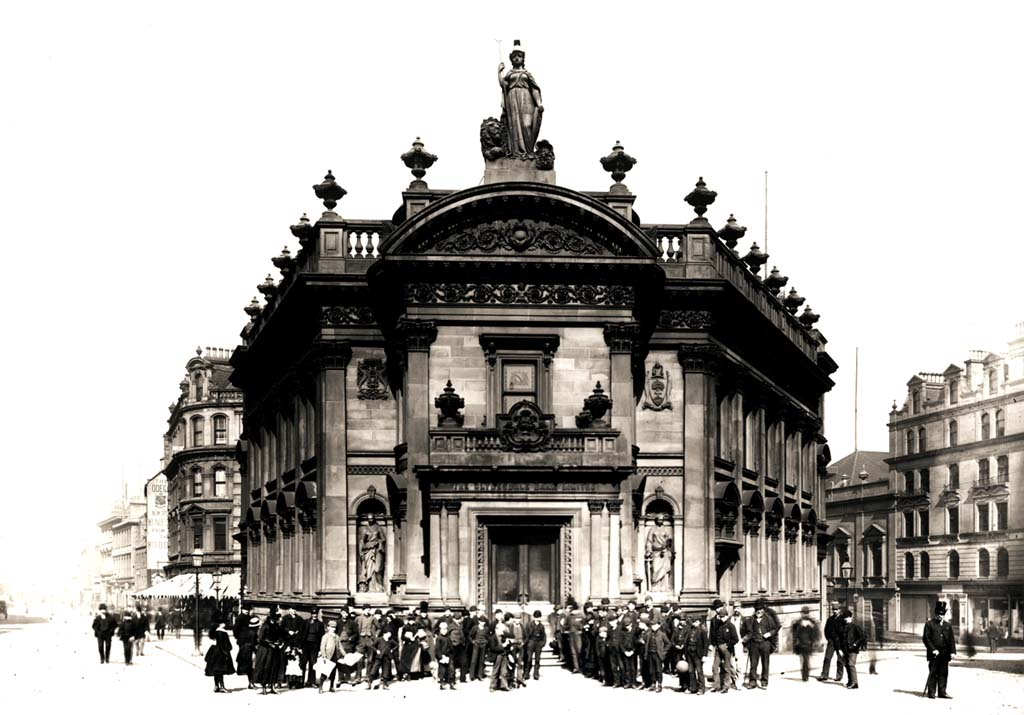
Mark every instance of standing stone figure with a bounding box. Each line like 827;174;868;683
498;40;543;159
358;514;386;592
644;514;674;592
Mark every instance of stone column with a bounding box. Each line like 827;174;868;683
397;319;437;599
604;324;639;595
445;501;462;605
589;500;605;599
607;499;622;599
314;341;352;596
678;345;719;597
394;496;407;582
428;499;445;605
673;516;684;595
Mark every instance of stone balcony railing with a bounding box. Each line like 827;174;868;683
426;427;630;472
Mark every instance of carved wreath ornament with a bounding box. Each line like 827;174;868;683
406;283;634;307
430;220;619;256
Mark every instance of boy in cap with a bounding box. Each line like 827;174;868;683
524;609;546;680
709;606;738;693
644;620;671;692
684;612;708;694
838;608;866;689
791;606;820;681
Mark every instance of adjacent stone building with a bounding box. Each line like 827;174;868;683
230;51;838;635
823;450;895;639
887;324;1024;641
163;348;243;580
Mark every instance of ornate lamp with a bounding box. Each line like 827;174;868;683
191;548;203;656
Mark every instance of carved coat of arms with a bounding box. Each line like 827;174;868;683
642;362;673;411
499;400;553;451
357;358;389;400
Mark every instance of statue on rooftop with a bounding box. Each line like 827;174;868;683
498;40;543;159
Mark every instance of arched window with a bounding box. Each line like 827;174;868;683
979;549;990;578
906;430;915;455
191;416;204;447
981;413;991;440
948;463;959;490
949;420;958;447
921;552;930;578
997;548;1009;577
194;373;204;402
995;409;1005;438
918;427;927;453
213;414;228;445
949;550;960;579
905;552;915;579
192;468;203;497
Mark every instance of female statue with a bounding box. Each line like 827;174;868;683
358;514;386;592
498;40;543;159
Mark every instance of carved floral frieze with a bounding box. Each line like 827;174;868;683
405;283;634;307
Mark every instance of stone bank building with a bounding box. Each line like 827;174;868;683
230;55;838;630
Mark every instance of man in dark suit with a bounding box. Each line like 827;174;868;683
923;601;956;699
92;604;117;663
709;606;739;693
741;602;777;689
155;607;166;640
791;606;821;681
524;609;546;680
838;608;866;689
300;608;327;687
117;609;136;664
818;601;845;682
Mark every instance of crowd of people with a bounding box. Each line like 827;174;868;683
89;595;964;698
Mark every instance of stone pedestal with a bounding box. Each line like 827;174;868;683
482;158;556;185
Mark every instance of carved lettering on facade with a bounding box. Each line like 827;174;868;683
432;482;606;493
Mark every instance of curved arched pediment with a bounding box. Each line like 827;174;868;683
742;489;765;512
713;481;741;507
276;490;296;518
379;183;660;260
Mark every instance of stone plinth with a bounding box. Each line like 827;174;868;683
482;158;556;185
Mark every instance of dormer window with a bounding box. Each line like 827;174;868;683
948;379;958;405
194;373;204;401
981;413;991;440
912;390;921;414
989;369;998;395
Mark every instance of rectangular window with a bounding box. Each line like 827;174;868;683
904;472;914;492
949;380;958;405
919;510;929;538
193;420;204;447
979;459;990;484
920;469;930;493
996;502;1008;531
192;471;203;497
948;464;959;490
192;518;203;550
213;517;227;551
870;542;883;577
977;503;990;533
948;507;959;535
214;416;228;445
214;468;227;497
997;456;1008;482
912;391;921;414
501;361;537;412
903;511;915;538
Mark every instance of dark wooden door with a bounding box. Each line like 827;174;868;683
490;526;558;604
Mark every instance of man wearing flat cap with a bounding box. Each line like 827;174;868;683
923;600;956;699
818;601;845;682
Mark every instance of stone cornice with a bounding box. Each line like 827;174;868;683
889;390;1023;428
886;432;1023;468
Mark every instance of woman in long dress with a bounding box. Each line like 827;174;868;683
497;43;543;159
235;615;259;689
204;621;235;693
252;611;285;694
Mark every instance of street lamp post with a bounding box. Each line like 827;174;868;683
840;562;853;609
212;570;222;622
192;548;203;656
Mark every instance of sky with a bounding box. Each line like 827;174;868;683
1;1;1021;597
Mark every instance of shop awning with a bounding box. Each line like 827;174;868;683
132;572;240;599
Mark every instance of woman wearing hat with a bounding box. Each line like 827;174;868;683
253;610;286;694
235;615;260;689
205;620;235;692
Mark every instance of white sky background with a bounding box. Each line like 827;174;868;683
1;1;1021;598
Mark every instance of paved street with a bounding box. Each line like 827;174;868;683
5;617;1022;715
